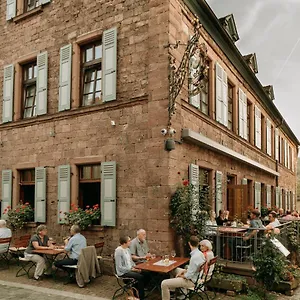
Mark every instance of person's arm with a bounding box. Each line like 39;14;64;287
129;241;146;261
64;237;73;252
32;240;53;250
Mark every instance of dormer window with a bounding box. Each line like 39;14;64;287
219;14;239;43
263;85;275;101
243;53;258;74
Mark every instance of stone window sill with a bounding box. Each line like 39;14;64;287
13;6;42;23
24;222;37;228
82;225;104;232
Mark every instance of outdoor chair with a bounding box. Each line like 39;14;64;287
16;257;36;278
112;257;137;300
9;234;31;261
0;237;12;269
94;241;104;276
179;256;218;300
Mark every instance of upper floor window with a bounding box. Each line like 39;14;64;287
247;101;251;142
227;83;233;131
81;42;102;107
254;105;262;149
23;62;37;118
238;88;247;140
25;0;39;12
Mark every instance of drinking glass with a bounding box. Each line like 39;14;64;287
170;250;176;258
151;254;156;260
164;255;170;265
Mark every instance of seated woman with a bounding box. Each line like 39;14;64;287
114;235;145;300
24;225;54;280
199;240;214;278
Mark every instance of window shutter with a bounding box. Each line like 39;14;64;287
275;129;279;160
57;165;70;224
102;27;117;102
1;170;12;220
275;187;280;208
254;182;261;211
35;167;46;223
2;64;14;123
255;106;261;149
287;144;290;169
279;189;282;209
242;95;247;139
292;192;295;210
266;185;271;208
266;119;272;156
189;56;200;109
215;62;223;123
101;161;117;226
189;164;199;220
59;44;72;111
285;190;288;212
291;147;294;172
41;0;51;4
238;88;245;138
215;171;223;213
36;52;48;115
284;140;288;167
241;178;247;185
6;0;16;20
222;70;228;127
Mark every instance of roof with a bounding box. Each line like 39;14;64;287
184;0;300;145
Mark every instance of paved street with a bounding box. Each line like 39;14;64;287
0;280;109;300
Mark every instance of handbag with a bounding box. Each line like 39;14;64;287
126;287;140;300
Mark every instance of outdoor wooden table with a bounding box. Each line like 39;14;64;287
217;227;248;259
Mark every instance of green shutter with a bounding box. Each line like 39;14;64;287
1;170;12;220
189;164;199;220
254;182;261;211
275;187;280;208
2;64;14;123
6;0;16;20
266;185;271;208
57;165;70;224
215;171;223;213
59;44;72;111
101;161;116;226
241;178;247;185
36;52;48;115
35;167;46;223
215;62;223;123
102;27;117;102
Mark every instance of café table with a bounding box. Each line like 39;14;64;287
135;257;190;295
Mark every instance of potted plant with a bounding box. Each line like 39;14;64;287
63;203;101;230
4;202;34;230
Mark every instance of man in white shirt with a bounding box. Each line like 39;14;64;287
267;211;281;229
0;220;12;254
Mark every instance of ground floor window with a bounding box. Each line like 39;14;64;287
199;167;211;204
19;169;35;221
78;164;101;224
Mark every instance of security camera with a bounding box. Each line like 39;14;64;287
169;128;176;135
161;128;167;135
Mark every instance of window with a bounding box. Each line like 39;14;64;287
24;0;39;12
19;169;35;221
238;88;247;139
23;62;37;118
78;164;101;224
81;42;102;106
227;83;233;131
199;167;210;203
247;101;251;142
255;105;261;149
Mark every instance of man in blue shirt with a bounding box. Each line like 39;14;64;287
55;225;87;271
161;236;205;300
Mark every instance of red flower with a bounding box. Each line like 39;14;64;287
183;180;189;186
7;206;11;209
71;203;75;207
75;208;78;211
86;205;90;209
25;202;29;205
69;210;72;213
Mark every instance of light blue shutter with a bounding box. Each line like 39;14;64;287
222;70;228;127
189;164;199;220
255;106;261;149
36;52;48;115
35;167;46;222
285;190;288;211
266;185;271;208
266;119;272;156
275;187;279;208
215;62;223;123
59;44;72;111
254;182;261;211
57;165;70;224
101;161;116;226
241;178;247;185
279;188;282;209
1;170;12;220
102;27;117;102
6;0;16;20
3;65;14;123
275;129;279;161
41;0;51;4
215;171;223;213
238;88;245;138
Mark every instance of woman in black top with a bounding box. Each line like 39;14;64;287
24;225;54;280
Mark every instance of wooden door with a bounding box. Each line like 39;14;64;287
227;184;248;222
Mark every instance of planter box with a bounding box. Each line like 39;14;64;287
208;277;244;292
272;278;300;296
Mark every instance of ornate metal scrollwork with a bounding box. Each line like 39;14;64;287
168;20;210;125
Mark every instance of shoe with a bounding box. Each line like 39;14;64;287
43;273;52;278
33;276;41;281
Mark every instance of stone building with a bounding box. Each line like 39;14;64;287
0;0;298;253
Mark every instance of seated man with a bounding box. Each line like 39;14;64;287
129;229;151;263
115;235;145;300
267;211;280;229
161;236;205;300
54;225;86;272
0;220;12;254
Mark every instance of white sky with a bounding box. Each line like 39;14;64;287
206;0;300;140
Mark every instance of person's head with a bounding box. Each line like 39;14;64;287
199;239;213;252
119;235;131;248
188;235;200;249
250;209;260;220
279;208;284;216
209;211;216;221
70;225;81;236
0;220;7;228
36;225;47;236
218;209;224;217
268;211;277;222
286;210;292;216
137;229;146;242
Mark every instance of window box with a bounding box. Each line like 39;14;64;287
24;221;37;228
